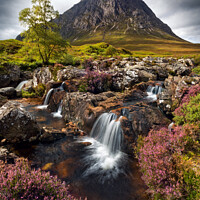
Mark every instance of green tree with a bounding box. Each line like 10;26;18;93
19;0;69;65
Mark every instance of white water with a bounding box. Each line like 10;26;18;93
52;101;63;118
15;80;28;91
80;113;126;183
146;85;162;101
37;88;54;109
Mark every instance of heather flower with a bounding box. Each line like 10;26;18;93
138;125;199;199
0;158;80;200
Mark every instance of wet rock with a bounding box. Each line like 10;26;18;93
39;127;66;143
113;103;170;138
62;91;123;132
0;87;16;98
0;101;40;144
48;90;66;112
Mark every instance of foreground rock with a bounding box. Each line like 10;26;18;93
0;101;41;144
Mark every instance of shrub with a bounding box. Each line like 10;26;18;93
0;158;77;200
105;45;117;56
174;85;200;126
35;83;46;97
192;65;200;75
59;54;81;66
138;125;200;200
22;89;37;98
85;68;112;94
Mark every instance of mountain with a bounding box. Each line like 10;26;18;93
54;0;181;47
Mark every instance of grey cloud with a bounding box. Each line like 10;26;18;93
144;0;200;43
0;0;199;43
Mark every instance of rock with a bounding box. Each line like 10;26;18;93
57;66;86;81
0;94;8;107
48;90;66;112
62;91;123;132
113;103;170;137
0;101;41;144
39;127;66;143
33;67;53;87
0;146;18;163
0;64;21;88
0;87;16;98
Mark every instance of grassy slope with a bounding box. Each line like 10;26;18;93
71;31;200;57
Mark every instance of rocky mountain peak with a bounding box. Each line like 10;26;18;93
54;0;179;44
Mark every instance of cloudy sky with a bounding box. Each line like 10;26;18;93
0;0;199;43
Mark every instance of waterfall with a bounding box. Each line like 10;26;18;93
15;80;28;91
37;88;54;109
146;85;163;101
90;113;123;154
43;88;54;105
81;113;126;182
60;82;66;91
52;100;63;118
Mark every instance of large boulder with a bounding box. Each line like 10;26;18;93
62;91;123;132
0;87;16;98
0;101;41;144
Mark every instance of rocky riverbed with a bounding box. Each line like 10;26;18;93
0;56;199;200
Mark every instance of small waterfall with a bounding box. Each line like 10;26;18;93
90;113;123;154
37;88;54;109
146;85;163;101
52;101;63;118
44;88;54;105
15;80;28;91
60;82;66;91
81;113;126;182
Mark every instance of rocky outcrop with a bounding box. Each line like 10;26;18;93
57;66;86;81
157;76;200;115
62;91;123;132
33;67;53;87
0;101;40;144
0;87;16;98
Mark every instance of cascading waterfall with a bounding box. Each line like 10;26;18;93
52;100;63;118
37;88;54;109
81;113;126;182
15;80;28;91
146;85;163;101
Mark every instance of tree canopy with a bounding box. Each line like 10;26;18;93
19;0;69;65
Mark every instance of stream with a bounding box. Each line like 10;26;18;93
11;85;162;200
